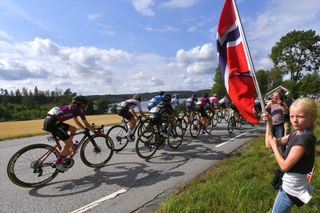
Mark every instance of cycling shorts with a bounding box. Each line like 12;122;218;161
43;115;70;141
197;106;208;117
117;107;133;120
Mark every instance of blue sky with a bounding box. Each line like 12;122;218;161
0;0;319;95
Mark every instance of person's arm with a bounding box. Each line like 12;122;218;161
81;118;95;132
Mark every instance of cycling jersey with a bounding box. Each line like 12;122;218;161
171;97;180;108
209;96;219;104
44;104;85;141
149;101;174;124
147;95;163;110
118;99;142;111
47;104;86;122
196;97;210;107
186;97;197;109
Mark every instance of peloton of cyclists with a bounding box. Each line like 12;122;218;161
117;95;147;141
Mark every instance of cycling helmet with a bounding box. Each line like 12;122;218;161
133;94;142;102
163;94;172;102
159;91;165;96
72;95;89;105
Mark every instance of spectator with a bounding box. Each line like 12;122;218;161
263;97;317;212
265;91;288;153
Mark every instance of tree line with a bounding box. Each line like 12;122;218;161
0;86;210;121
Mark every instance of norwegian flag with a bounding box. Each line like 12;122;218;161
216;0;259;124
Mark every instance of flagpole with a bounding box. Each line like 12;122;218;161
232;0;271;147
232;0;266;115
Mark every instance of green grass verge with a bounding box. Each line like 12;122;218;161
160;102;320;213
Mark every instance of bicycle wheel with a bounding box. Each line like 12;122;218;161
205;118;214;134
168;124;184;148
7;143;59;188
135;129;158;159
227;117;236;134
179;114;189;132
137;119;151;137
224;110;230;121
80;135;114;168
217;111;223;123
106;125;128;152
189;117;200;138
212;113;218;127
236;118;243;130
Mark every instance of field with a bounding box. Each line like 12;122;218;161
0;114;121;141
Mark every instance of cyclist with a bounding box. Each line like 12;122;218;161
218;95;229;110
43;95;96;172
171;94;180;111
209;94;219;110
230;102;240;122
147;91;164;110
149;94;175;137
195;92;212;133
185;94;198;120
117;94;147;141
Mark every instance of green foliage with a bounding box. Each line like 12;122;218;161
211;66;227;97
299;73;320;96
255;69;270;96
270;29;320;82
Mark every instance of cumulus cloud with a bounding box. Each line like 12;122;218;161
132;0;155;16
0;36;215;95
160;0;200;8
169;43;216;75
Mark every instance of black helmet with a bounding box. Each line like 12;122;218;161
159;91;165;96
72;95;89;105
163;94;171;102
133;94;142;102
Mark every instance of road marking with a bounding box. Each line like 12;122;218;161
215;131;249;148
70;188;127;213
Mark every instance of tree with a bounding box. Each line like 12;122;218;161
255;69;269;96
270;30;320;97
211;66;227;98
299;73;320;96
268;67;283;90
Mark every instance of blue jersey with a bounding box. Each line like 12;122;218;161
147;95;163;110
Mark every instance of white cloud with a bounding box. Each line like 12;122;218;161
0;30;12;40
244;0;320;70
144;26;179;32
88;14;101;21
170;43;216;74
160;0;200;8
0;37;213;95
132;0;155;16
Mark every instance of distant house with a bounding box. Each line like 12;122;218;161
264;86;289;100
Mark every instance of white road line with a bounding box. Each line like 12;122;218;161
215;131;250;148
70;188;127;213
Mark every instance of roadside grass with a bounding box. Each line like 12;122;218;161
0;114;121;141
160;102;320;213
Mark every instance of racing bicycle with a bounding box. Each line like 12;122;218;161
106;117;150;152
7;125;114;188
135;121;184;159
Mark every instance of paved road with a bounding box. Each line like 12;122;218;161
0;122;264;213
